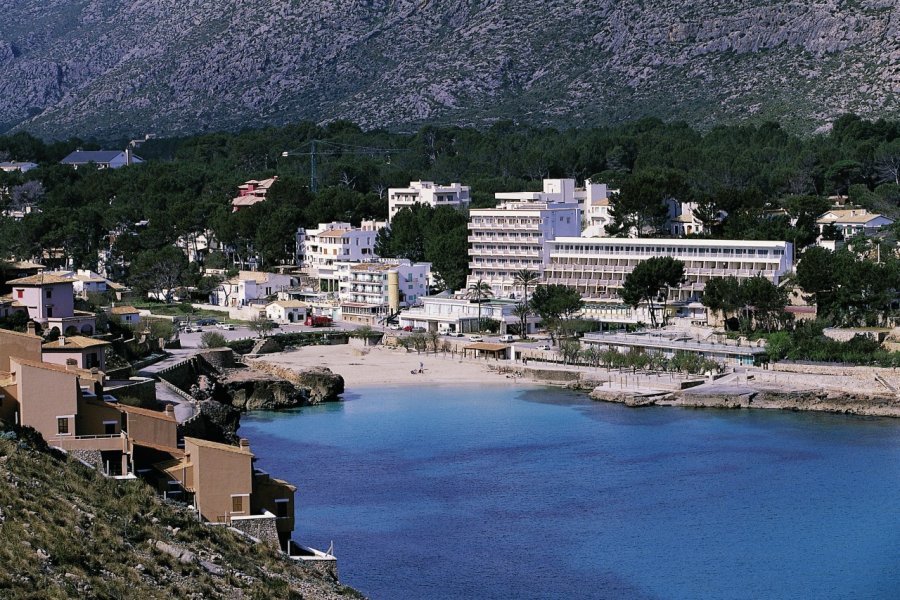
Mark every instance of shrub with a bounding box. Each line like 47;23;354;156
200;331;227;349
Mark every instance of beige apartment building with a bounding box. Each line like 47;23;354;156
159;437;297;549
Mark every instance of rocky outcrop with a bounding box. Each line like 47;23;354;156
245;361;344;405
590;386;900;417
179;399;242;444
216;369;308;411
3;1;900;137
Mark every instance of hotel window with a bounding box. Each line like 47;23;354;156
16;289;23;299
57;417;69;435
232;496;244;513
46;289;53;299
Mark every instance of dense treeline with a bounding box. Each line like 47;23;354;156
2;115;900;289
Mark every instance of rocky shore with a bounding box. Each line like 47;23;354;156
590;384;900;418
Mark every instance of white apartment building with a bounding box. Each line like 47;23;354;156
297;220;385;291
337;259;431;325
209;271;296;307
544;238;793;323
579;181;617;237
399;293;540;334
467;202;580;298
387;181;470;222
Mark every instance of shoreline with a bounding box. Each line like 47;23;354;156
250;344;900;419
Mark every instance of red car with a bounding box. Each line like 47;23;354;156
402;325;413;332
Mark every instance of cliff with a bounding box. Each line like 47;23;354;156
0;424;362;599
2;1;899;137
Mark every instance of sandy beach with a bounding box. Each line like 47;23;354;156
255;343;528;388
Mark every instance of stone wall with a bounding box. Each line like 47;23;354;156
198;348;236;370
68;449;102;470
107;377;158;404
229;515;280;548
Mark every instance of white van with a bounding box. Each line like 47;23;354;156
498;334;514;343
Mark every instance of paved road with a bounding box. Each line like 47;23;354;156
176;321;364;348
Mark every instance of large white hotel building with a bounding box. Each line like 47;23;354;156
544;238;793;322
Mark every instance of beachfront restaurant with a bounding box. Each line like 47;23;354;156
581;331;768;367
462;342;511;361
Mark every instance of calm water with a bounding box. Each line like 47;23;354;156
241;385;900;600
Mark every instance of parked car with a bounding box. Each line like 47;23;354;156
498;334;515;343
536;343;551;351
410;327;426;333
217;323;235;331
468;335;484;342
184;325;202;333
402;325;413;332
388;324;401;331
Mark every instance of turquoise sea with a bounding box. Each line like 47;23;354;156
240;385;900;600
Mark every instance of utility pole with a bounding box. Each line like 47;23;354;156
310;140;318;193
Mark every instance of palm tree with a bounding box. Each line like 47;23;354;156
466;278;494;332
513;269;539;338
512;303;530;339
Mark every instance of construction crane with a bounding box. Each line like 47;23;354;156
281;139;408;193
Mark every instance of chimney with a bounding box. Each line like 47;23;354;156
164;405;175;416
238;438;251;451
124;147;132;166
59;336;66;347
26;321;36;336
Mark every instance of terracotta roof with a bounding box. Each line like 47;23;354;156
135;441;183;454
110;306;140;315
9;357;90;377
464;342;510;352
184;436;253;456
42;336;111;350
269;300;307;308
0;328;41;341
238;270;275;284
231;196;265;207
350;263;395;272
315;229;350;239
817;209;892;224
117;403;176;421
6;274;73;286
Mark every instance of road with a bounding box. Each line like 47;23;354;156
175;321;365;348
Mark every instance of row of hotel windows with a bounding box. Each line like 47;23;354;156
552;245;783;256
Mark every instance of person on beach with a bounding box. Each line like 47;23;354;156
419;361;424;374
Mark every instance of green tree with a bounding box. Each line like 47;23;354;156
796;247;836;308
607;168;688;236
701;276;742;325
129;246;190;303
513;269;539;339
248;315;276;338
530;284;584;343
466;278;494;332
619;257;686;328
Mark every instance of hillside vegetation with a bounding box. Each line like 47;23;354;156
1;0;899;137
0;424;363;599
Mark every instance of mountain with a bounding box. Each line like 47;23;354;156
1;0;899;139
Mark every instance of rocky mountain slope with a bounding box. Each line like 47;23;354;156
1;0;899;138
